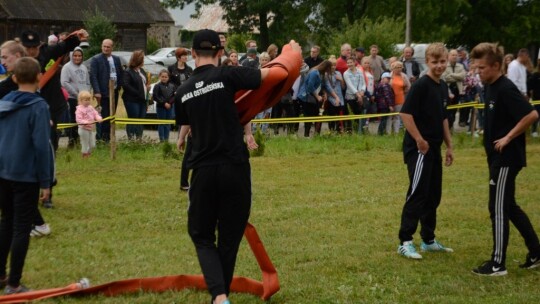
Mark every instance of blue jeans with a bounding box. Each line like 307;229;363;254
156;106;173;141
124;101;147;140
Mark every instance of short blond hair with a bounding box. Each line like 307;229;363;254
391;61;403;69
425;43;448;61
78;91;93;104
259;52;271;61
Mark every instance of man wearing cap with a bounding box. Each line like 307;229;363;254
239;39;258;65
20;29;87;151
304;45;323;69
175;29;300;304
241;47;259;69
90;39;124;142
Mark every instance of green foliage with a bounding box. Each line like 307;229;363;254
325;17;405;58
160;141;181;160
83;8;117;58
146;37;160;55
226;33;254;53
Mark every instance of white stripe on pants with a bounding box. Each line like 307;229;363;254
493;167;508;264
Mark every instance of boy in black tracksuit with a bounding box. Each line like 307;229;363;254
175;30;300;304
470;43;540;276
397;43;454;260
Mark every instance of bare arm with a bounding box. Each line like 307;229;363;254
400;112;429;154
442;119;454;166
494;110;539;152
177;125;191;151
243;123;258;150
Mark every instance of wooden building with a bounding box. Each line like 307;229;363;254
0;0;174;50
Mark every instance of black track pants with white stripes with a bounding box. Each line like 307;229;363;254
399;148;442;243
489;165;540;265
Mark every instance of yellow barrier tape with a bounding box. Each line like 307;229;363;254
55;100;540;129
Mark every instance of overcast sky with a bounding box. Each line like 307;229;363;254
166;3;196;27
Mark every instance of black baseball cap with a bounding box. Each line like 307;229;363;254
20;30;41;47
356;47;365;53
192;29;224;51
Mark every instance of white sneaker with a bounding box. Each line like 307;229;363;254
420;240;454;252
30;224;51;237
532;132;539;138
398;241;422;259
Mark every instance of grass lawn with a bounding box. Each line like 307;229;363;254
22;133;540;303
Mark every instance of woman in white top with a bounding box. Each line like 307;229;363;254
360;56;375;132
343;57;366;133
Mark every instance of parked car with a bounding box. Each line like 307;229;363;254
147;47;192;66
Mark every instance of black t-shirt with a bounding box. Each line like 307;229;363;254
401;75;449;158
484;76;533;167
175;64;261;169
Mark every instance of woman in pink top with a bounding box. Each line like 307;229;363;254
75;91;103;157
389;61;411;134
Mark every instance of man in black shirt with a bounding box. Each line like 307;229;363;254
175;29;300;304
397;43;454;260
304;45;323;69
470;43;540;276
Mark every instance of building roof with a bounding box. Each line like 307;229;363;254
0;0;174;24
183;4;229;33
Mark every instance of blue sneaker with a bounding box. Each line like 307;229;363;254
420;240;454;252
398;241;422;259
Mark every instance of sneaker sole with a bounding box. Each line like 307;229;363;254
471;270;508;276
421;248;454;253
522;261;540;270
398;251;422;259
30;230;51;237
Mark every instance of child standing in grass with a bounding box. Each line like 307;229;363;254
0;57;53;294
470;43;540;276
152;69;175;142
397;43;454;259
75;91;102;158
375;72;395;135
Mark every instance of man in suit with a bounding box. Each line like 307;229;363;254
90;39;123;142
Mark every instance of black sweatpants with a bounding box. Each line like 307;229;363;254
488;166;540;265
0;179;39;286
187;162;251;299
399;147;442;243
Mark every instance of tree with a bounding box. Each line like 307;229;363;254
452;0;540;55
83;8;117;58
162;0;307;50
324;17;405;58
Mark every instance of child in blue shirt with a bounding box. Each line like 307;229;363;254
0;57;53;294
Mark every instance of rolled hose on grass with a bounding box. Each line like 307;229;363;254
0;42;302;303
0;223;278;303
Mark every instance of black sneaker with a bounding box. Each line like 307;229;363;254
519;253;540;269
4;284;30;295
472;260;508;276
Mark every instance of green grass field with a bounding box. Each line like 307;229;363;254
21;134;540;303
